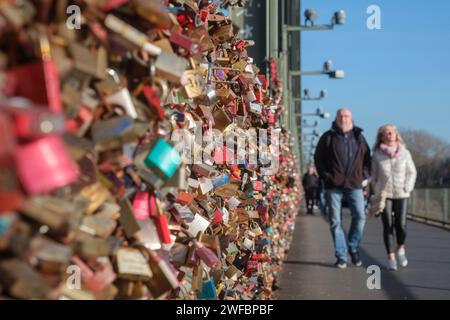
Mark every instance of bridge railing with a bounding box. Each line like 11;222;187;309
409;188;450;228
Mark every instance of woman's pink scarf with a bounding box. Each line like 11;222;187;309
380;143;401;158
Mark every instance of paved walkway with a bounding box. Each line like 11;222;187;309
274;210;450;300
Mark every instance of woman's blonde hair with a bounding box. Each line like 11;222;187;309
374;124;405;150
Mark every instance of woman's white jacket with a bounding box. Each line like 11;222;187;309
371;145;417;199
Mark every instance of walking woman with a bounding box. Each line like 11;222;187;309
371;125;417;271
302;165;320;215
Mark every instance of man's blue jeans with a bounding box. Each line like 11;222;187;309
326;188;367;262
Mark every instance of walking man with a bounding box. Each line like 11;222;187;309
314;108;372;268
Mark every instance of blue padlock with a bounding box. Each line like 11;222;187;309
212;175;229;189
0;217;12;235
198;278;217;300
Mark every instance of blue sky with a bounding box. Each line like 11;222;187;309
301;0;450;146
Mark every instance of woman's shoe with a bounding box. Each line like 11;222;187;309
397;248;408;267
388;259;398;271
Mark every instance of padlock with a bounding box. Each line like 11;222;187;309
132;190;150;221
246;260;259;273
249;102;262;114
250;221;263;237
193;240;221;270
212;106;233;132
181;69;204;99
69;43;107;79
104;14;162;57
28;235;73;273
0;1;36;30
191;164;220;179
247;210;260;220
118;198;141;239
133;0;172;28
0;214;17;249
190;265;203;293
0;112;24;213
177;192;195;206
115;247;153;281
153;210;172;245
76;236;114;260
170;32;203;57
8;105;66;140
170;243;190;268
142;85;166;120
198;274;217;300
0;258;52;299
193;105;215;126
146;248;179;298
81;257;117;295
21;195;84;235
155;51;189;84
79;182;112;215
6;34;62;113
15;135;79;195
80;208;118;238
94;68;139;120
135;219;162;251
211;23;234;44
212;175;230;189
198;177;214;195
144;139;181;179
187;214;210;238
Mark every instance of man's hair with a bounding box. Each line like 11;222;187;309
335;108;352;119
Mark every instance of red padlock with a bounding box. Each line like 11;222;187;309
0;112;23;213
169;32;203;56
153;213;172;244
99;0;128;12
150;196;172;244
142;86;165;120
211;209;223;224
7;36;62;113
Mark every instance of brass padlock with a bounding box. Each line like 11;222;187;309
115;247;153;281
181;69;204;99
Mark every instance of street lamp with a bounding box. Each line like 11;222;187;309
301;8;346;30
303;129;321;138
296;107;331;119
302;120;319;128
289;60;345;79
301;89;328;101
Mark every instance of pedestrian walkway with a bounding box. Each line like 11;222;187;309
274;210;450;300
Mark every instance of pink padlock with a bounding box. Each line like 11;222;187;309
132;190;150;221
253;180;264;191
15;135;79;194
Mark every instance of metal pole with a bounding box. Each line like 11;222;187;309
444;188;448;224
298;0;303;174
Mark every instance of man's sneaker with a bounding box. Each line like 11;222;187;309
388;259;398;271
335;260;347;269
397;248;408;267
350;251;363;267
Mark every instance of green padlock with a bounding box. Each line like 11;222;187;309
144;139;181;178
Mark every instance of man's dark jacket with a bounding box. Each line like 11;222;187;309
314;122;371;190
